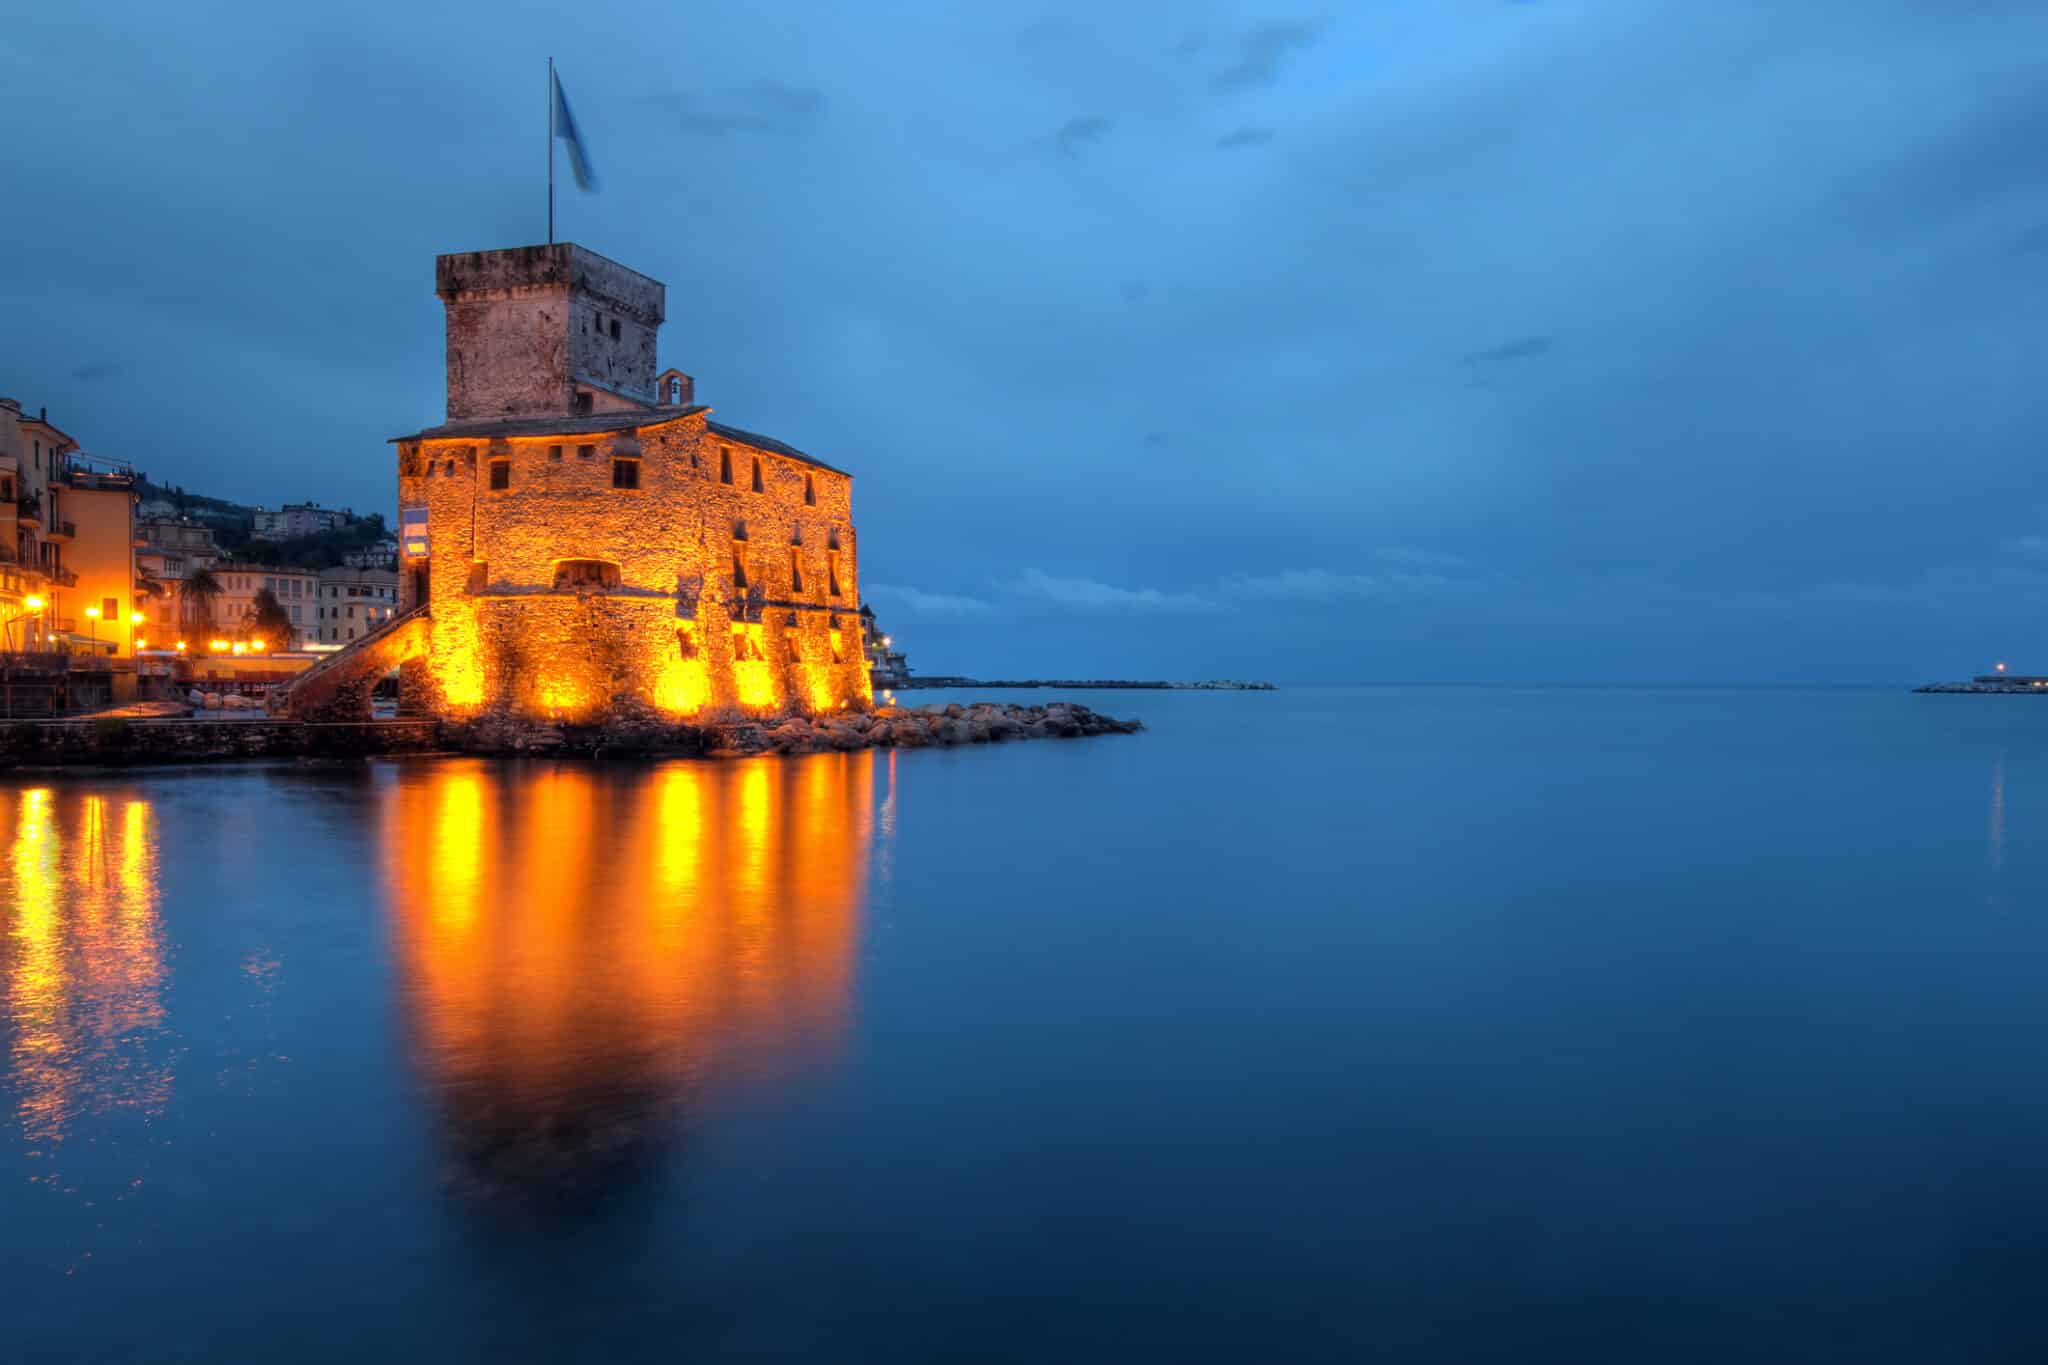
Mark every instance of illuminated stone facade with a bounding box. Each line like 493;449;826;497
393;243;869;724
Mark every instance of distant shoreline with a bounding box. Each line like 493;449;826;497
895;677;1276;692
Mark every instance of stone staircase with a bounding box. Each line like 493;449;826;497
279;606;432;721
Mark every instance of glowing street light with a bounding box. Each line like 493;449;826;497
24;595;43;611
1996;661;2008;673
85;604;100;649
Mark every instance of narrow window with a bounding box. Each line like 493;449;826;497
830;628;847;663
548;444;563;462
790;523;802;546
612;458;640;489
785;627;803;662
790;549;805;593
732;519;748;541
489;460;510;490
828;551;842;598
804;474;816;506
444;459;456;475
676;624;699;659
719;447;733;484
731;551;748;591
827;527;841;550
578;443;595;460
553;560;621;591
750;458;763;493
103;597;118;620
610;318;621;340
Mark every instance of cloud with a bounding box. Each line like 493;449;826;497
864;583;996;616
998;562;1479;613
1216;126;1276;150
2002;534;2048;558
69;361;120;381
1211;21;1318;91
646;83;825;138
1007;568;1210;611
1465;336;1553;366
1055;116;1112;158
1222;568;1469;601
1375;546;1468;567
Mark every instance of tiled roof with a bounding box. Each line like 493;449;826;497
388;407;706;444
704;420;848;477
389;407;849;477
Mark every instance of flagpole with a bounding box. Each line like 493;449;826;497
547;56;556;244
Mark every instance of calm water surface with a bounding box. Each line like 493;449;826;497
8;686;2048;1362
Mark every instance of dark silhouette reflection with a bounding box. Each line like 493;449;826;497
1;788;169;1150
379;755;874;1201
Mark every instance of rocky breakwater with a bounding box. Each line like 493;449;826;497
449;701;1142;758
727;701;1142;756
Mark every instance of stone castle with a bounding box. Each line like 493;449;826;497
294;243;872;725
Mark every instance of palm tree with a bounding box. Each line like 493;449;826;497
183;567;221;634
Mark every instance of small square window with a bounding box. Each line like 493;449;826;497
489;460;510;490
612;458;640;490
549;444;563;462
578;444;595;460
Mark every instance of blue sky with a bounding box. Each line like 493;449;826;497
5;0;2048;682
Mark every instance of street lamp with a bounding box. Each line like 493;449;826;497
85;604;99;649
130;610;144;658
23;595;45;650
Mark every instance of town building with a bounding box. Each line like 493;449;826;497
2;397;77;650
60;453;144;656
252;501;350;540
3;398;144;657
357;242;870;722
860;605;911;690
343;535;399;570
315;566;399;644
206;562;320;648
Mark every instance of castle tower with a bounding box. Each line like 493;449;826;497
434;244;666;421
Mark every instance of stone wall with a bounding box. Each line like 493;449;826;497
436;245;666;420
398;409;867;723
0;718;441;766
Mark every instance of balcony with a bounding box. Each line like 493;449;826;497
50;568;77;587
45;520;75;542
15;496;41;527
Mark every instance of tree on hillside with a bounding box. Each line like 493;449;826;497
249;589;293;648
183;568;221;633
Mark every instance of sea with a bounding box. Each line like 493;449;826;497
6;684;2048;1363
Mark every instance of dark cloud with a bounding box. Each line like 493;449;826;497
646;82;824;137
68;361;121;381
1055;115;1111;158
1120;280;1150;304
1465;336;1554;366
1211;20;1318;91
1216;126;1276;150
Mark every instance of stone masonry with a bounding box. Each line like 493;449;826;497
389;242;871;725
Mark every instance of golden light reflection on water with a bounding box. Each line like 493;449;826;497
1;788;170;1147
380;753;877;1192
